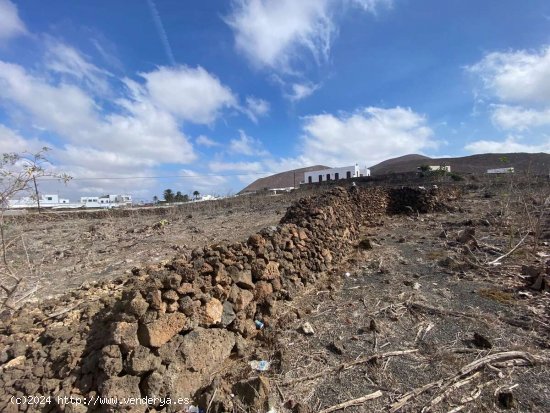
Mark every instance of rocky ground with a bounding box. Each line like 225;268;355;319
0;192;303;305
267;187;550;412
0;182;549;413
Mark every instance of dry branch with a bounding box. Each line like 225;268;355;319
318;390;383;413
390;350;550;412
281;349;418;386
487;232;529;266
407;301;478;319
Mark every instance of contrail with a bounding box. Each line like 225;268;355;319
146;0;176;66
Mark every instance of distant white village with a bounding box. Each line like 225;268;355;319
6;161;518;210
8;194;134;210
7;192;222;210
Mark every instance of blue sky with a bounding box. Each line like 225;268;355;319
0;0;549;200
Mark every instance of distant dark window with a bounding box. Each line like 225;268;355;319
308;176;312;183
47;197;52;201
326;174;330;180
346;171;351;179
335;173;339;180
318;174;323;182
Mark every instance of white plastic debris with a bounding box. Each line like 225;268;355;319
345;272;351;277
249;360;271;371
301;322;315;335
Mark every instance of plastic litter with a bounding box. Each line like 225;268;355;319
249;360;270;371
345;272;351;277
301;322;315;335
255;320;264;329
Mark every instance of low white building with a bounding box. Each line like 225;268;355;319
80;194;132;208
487;167;514;174
8;194;70;209
418;165;451;172
303;164;370;184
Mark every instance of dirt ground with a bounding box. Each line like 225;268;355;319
1;181;549;412
250;185;550;412
0;193;299;304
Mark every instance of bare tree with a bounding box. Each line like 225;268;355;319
0;148;71;310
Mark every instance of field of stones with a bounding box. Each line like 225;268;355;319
1;179;549;413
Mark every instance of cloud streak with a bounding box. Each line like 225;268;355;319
146;0;176;66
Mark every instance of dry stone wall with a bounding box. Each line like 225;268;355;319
0;186;458;413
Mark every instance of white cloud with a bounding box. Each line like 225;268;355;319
177;169;230;195
244;96;270;122
226;0;334;70
287;81;320;102
226;0;391;71
0;60;197;169
44;39;112;94
229;130;269;156
465;136;550;153
0;61;99;134
468;45;550;135
297;106;438;167
350;0;393;12
0;0;26;42
196;135;220;147
468;46;550;104
140;65;237;124
208;161;263;173
491;105;550;131
0;124;45;153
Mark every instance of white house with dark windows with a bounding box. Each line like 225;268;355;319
487;167;514;174
303;164;371;184
8;194;70;209
8;193;132;210
80;194;132;208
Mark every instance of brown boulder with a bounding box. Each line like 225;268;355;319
201;298;223;326
147;290;162;310
112;322;139;353
179;327;235;373
162;289;179;302
138;313;187;348
126;345;161;375
254;281;273;302
99;345;123;377
261;261;280;280
127;293;149;317
230;286;254;311
99;375;145;412
233;376;271;411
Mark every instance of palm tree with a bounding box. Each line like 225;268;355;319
163;189;174;203
175;191;185;202
193;190;200;200
152;195;158;204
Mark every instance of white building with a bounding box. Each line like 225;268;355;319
303;164;371;184
8;194;70;209
487;167;514;174
418;165;451;172
80;194;132;208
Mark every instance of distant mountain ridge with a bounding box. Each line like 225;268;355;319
369;152;550;175
239;165;330;194
238;152;549;193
